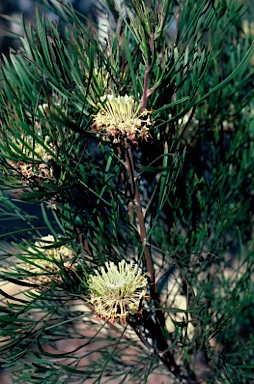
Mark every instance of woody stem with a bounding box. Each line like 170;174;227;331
124;139;180;376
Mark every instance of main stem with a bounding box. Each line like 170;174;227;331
124;139;180;376
124;139;154;285
141;67;150;112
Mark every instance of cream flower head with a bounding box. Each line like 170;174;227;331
12;135;53;163
88;260;148;323
92;94;153;143
8;135;54;183
25;235;74;285
38;102;62;118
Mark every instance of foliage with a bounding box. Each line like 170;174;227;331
0;0;254;382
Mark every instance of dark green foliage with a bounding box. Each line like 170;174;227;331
0;0;254;382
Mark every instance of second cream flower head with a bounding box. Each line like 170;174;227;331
25;235;74;285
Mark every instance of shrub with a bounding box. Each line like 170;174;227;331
0;0;254;382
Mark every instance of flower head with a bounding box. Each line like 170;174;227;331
92;94;153;143
88;260;148;323
8;135;54;183
25;235;74;285
38;102;62;118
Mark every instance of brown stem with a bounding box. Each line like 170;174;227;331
124;139;180;376
124;138;155;285
117;145;134;224
141;67;150;112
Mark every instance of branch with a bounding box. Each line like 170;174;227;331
124;139;154;285
123;139;180;376
141;67;150;112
